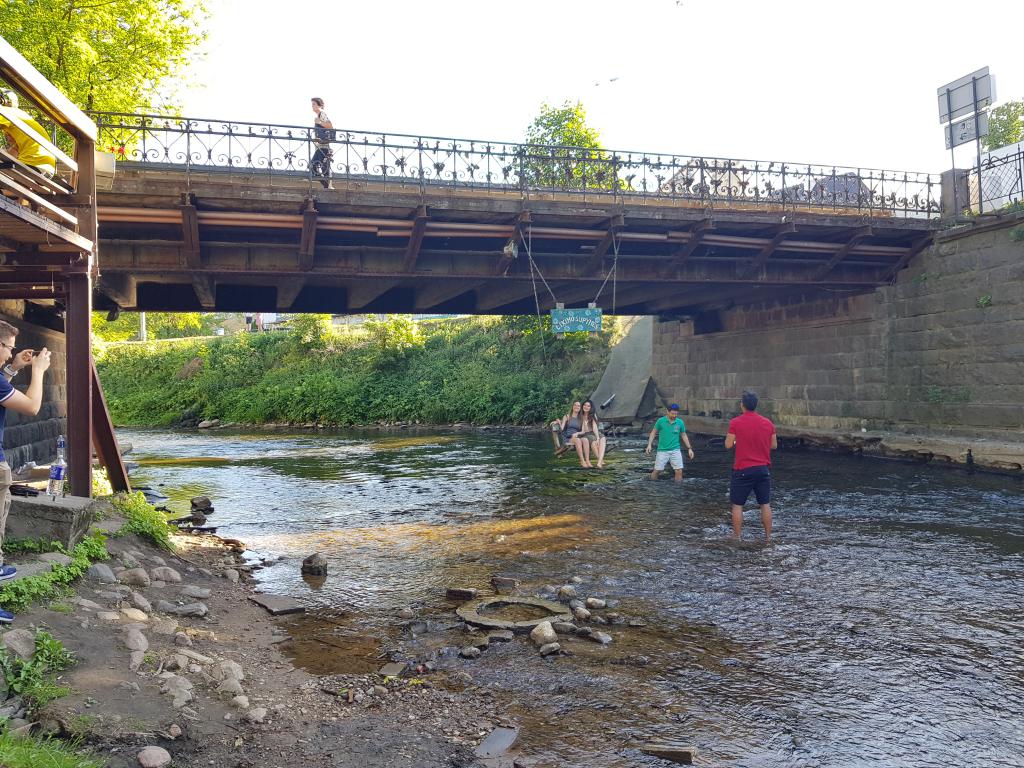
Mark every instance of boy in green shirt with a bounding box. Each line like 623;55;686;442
644;403;694;481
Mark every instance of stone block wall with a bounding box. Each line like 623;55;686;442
0;301;67;468
652;221;1024;440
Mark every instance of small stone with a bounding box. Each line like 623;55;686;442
198;568;213;577
569;576;583;584
39;552;73;567
628;619;647;628
379;662;407;677
459;646;482;659
217;678;244;697
137;746;172;768
538;642;561;657
118;568;151;587
490;576;519;592
590;631;613;645
300;552;328;576
529;621;558;647
124;629;149;652
487;630;514;643
557;585;577;600
575;626;593;637
585;597;607;609
121;608;149;622
74;598;104;611
179;585;211;599
129;650;146;670
244;707;267;724
152;619;178;636
87;563;117;583
131;592;153;613
150;567;182;584
552;622;576;634
373;684;387;696
155;600;177;614
178;648;215;665
197;419;219;429
0;629;35;660
223;569;240;584
167;724;182;739
446;587;478;601
173;633;192;647
119;552;142;569
97;590;124;601
573;607;591;622
216;660;245;681
149;556;167;567
151;581;166;589
396;608;415;620
98;611;120;622
166;654;188;672
593;615;608;625
231;695;250;709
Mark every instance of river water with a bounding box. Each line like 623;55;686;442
123;427;1024;767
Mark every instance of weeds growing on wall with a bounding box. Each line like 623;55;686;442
112;492;174;551
0;534;109;613
95;315;613;427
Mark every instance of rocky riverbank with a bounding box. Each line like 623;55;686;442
0;513;531;768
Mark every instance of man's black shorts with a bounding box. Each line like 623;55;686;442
730;465;771;506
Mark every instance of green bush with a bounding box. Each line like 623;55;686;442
0;630;75;711
96;316;613;427
112;493;174;551
0;534;109;613
0;730;104;768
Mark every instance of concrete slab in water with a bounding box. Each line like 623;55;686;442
249;594;305;616
457;597;573;632
474;726;519;759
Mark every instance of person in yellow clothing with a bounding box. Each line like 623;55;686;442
0;90;56;177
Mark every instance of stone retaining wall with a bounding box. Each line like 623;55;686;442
652;218;1024;444
0;301;67;468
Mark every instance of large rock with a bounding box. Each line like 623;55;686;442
300;552;328;576
118;568;151;587
529;621;558;647
123;629;149;652
87;563;117;583
215;659;245;682
179;585;211;599
150;567;182;584
137;746;172;768
190;496;213;511
557;585;577;600
121;608;149;623
244;707;268;724
1;629;35;660
132;592;153;613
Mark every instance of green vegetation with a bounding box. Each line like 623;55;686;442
523;101;619;190
1;539;65;557
0;630;75;711
112;493;174;551
92;311;221;342
983;100;1023;152
0;534;108;613
0;730;104;768
0;0;207;114
95;315;613;427
925;385;972;405
976;294;993;308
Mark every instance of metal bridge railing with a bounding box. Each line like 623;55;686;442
968;145;1024;213
91;112;941;218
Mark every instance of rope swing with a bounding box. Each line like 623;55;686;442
592;230;620;315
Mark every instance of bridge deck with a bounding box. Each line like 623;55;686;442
90;165;938;316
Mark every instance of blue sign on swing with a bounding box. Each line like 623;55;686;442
551;307;603;333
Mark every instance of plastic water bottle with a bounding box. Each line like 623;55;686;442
47;435;66;499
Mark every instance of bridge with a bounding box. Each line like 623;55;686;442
85;113;941;317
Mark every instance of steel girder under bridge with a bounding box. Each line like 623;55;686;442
86;113;941;316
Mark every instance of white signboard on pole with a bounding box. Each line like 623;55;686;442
937;67;994;123
945;112;990;149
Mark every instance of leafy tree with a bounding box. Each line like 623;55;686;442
92;311;217;342
522;101;618;191
0;0;207;114
983;100;1023;151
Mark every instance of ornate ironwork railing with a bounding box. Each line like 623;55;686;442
968;145;1024;213
91;112;941;218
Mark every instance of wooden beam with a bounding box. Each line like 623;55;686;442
812;225;873;280
403;205;429;272
91;358;130;493
745;221;797;275
581;214;625;276
660;218;713;277
191;275;216;309
299;198;317;271
66;272;93;497
414;281;484;311
882;235;934;282
495;211;531;275
275;276;307;310
180;195;201;268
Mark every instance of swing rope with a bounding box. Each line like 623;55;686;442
522;226;548;361
592;231;620;311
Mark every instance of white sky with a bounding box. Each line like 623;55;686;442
180;0;1024;174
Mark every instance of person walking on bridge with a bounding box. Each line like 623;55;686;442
0;319;52;623
310;97;334;190
725;390;776;541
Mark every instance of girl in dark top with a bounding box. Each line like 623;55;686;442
578;399;607;469
552;401;590;467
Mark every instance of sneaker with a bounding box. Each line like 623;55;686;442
0;565;16;581
0;608;13;624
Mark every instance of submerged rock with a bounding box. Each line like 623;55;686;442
446;587;478;601
301;552;328;576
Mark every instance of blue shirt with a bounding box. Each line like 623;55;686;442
0;375;15;462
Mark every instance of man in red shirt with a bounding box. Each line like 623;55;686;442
724;391;777;541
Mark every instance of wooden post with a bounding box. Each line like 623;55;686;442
66;271;93;497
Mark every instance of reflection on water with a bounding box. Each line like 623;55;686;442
126;427;1024;767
